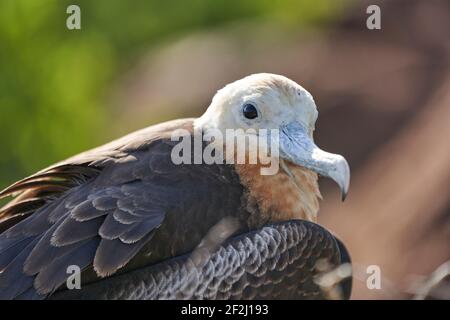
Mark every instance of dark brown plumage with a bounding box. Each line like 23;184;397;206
50;220;352;300
0;74;352;300
0;119;250;298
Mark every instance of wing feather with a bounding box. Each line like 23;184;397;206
48;221;353;300
93;236;153;277
0;119;247;299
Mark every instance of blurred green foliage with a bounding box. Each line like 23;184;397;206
0;0;345;191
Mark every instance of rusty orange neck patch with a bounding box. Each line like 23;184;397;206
235;160;321;228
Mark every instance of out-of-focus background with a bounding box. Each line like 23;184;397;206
0;0;449;299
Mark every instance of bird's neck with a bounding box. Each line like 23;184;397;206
235;161;321;228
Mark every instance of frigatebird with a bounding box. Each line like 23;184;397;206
0;73;351;299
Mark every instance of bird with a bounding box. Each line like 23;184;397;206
0;73;351;299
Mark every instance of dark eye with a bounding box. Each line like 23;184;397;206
242;103;258;119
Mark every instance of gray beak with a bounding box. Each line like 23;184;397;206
279;122;350;201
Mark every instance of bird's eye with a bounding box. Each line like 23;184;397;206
242;103;258;119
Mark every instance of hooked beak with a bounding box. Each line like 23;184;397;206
279;122;350;201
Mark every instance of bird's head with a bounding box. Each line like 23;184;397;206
195;73;350;200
